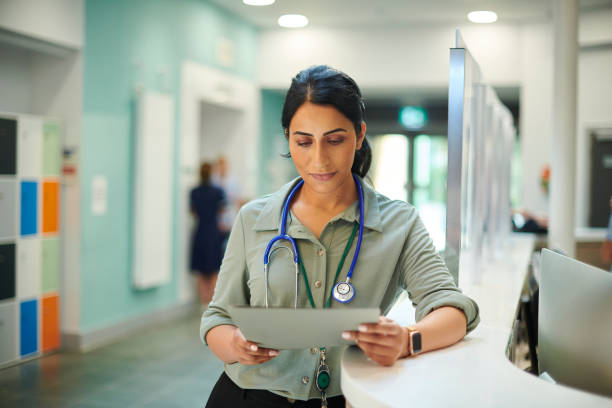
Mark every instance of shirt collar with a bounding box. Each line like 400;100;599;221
253;176;383;233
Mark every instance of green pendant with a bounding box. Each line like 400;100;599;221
316;370;330;390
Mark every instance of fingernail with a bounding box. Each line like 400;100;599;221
269;350;279;356
358;325;368;332
342;332;351;340
250;345;258;351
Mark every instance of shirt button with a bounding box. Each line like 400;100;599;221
314;280;322;288
317;248;324;256
302;376;309;384
311;347;318;354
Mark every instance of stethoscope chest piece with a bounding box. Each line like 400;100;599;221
332;281;355;303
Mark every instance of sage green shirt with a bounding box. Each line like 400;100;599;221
200;177;480;401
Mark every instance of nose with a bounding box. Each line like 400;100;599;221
313;139;330;168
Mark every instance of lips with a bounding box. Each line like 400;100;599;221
310;172;337;181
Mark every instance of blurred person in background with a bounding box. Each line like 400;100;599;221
212;156;245;249
190;162;226;306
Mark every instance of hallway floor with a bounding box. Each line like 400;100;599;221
0;310;223;407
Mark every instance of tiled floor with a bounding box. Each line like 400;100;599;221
0;310;223;407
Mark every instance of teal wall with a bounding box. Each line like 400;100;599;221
258;89;297;196
81;0;257;331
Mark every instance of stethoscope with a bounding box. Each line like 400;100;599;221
263;173;364;307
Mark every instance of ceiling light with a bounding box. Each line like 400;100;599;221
467;11;498;24
243;0;275;5
278;14;309;28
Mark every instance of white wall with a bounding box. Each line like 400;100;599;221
258;23;522;90
0;44;32;113
0;0;83;49
258;13;612;227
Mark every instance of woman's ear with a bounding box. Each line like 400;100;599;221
356;122;366;150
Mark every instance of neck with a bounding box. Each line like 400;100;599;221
297;175;358;215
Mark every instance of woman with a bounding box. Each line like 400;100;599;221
201;65;480;407
190;162;226;305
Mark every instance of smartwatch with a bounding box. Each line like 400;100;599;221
407;326;422;356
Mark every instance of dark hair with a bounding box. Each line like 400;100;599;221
199;162;212;185
281;65;372;177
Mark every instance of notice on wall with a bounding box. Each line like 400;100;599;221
91;175;107;215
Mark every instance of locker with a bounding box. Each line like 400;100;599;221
42;121;61;177
0;243;16;301
17;238;41;299
19;299;38;356
0;181;17;239
0;302;17;366
42;181;59;234
41;294;59;352
17;116;42;178
0;117;17;175
41;238;59;293
20;181;38;236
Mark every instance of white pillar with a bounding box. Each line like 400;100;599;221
549;0;578;257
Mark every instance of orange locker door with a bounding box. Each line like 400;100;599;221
42;181;59;234
41;294;60;352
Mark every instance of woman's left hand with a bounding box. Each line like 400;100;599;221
342;316;409;366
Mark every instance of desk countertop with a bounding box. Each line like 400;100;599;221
341;234;612;407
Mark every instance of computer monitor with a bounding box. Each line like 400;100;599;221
539;248;612;398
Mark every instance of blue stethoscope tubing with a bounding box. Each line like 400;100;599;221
263;173;364;307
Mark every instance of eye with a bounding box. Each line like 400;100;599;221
328;138;345;145
296;140;312;147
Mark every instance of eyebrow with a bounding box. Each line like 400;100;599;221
293;128;348;137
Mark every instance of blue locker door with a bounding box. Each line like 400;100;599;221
20;181;38;236
20;299;38;356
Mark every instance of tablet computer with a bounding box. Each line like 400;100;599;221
229;306;380;350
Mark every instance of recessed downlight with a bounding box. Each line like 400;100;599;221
243;0;275;5
278;14;309;28
467;11;498;24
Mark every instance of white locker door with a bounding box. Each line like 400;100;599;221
17;115;42;178
17;237;41;300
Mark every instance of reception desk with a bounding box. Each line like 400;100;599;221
341;234;612;407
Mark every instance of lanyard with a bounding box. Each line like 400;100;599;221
298;222;359;308
296;222;359;406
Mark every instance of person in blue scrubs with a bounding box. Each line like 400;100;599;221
190;162;226;305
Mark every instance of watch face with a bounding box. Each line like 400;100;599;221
411;332;422;354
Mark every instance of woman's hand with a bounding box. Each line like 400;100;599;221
229;326;279;365
342;316;409;366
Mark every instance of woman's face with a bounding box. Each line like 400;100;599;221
288;101;365;195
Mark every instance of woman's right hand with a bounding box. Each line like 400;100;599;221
230;326;279;365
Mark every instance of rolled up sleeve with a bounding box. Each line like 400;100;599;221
399;212;480;333
200;210;250;344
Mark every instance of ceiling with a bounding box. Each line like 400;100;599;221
209;0;612;29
